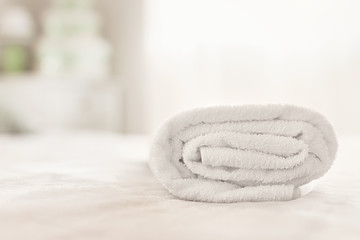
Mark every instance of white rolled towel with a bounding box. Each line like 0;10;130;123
149;105;338;202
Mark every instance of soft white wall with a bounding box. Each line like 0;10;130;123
100;0;146;134
2;0;359;135
142;0;360;135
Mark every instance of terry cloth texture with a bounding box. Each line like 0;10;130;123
149;105;337;202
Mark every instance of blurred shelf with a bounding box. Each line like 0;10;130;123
0;73;123;133
0;73;120;82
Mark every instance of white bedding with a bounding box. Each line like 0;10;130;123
0;132;359;240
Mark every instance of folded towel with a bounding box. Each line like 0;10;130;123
149;105;338;202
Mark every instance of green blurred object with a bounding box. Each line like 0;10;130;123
54;0;95;9
1;44;27;73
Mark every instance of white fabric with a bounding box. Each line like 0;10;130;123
0;133;359;240
150;105;338;202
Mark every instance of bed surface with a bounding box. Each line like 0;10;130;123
0;132;359;240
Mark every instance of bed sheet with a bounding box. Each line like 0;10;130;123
0;132;359;240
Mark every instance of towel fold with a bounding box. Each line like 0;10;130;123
149;105;337;202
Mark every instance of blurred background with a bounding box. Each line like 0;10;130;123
0;0;359;135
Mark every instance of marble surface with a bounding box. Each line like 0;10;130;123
0;132;359;240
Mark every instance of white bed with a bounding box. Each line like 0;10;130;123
0;132;359;240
